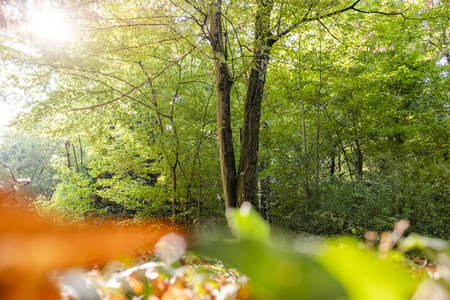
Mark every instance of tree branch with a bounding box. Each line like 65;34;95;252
317;18;343;44
273;0;415;43
274;1;360;41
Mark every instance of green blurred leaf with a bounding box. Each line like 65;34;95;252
320;238;419;300
400;233;450;254
226;202;270;242
193;239;347;300
399;234;450;290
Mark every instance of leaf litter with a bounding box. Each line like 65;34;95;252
58;257;250;300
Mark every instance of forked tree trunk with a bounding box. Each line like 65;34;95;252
209;0;275;209
204;0;386;213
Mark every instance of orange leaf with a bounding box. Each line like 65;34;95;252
0;191;179;300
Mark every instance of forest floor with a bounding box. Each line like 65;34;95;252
58;254;439;300
58;256;250;300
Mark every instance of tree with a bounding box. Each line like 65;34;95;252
1;0;448;237
0;131;60;203
177;0;423;210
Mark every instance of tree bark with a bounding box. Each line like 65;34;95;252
72;143;79;173
209;0;238;209
209;0;275;209
171;153;178;217
78;136;83;167
298;57;311;200
355;138;363;177
64;140;71;169
315;36;323;203
236;0;274;207
202;0;393;212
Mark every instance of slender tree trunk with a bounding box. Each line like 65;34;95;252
64;140;71;169
236;0;274;207
72;143;80;173
197;158;201;225
330;148;336;176
78;136;83;167
209;0;237;209
355;138;363;177
336;131;354;181
338;147;341;173
315;37;323;203
171;153;178;218
236;53;271;207
298;57;311;200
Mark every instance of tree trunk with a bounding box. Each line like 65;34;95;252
64;140;71;169
78;136;83;167
315;38;323;203
197;158;202;224
236;54;270;207
355;138;363;177
336;130;354;181
236;1;274;208
330;148;336;176
72;143;79;173
209;0;237;209
171;153;178;217
298;58;311;200
209;0;275;210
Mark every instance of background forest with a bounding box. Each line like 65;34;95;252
0;0;449;239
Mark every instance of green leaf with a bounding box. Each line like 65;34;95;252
226;202;270;242
192;239;347;300
320;238;419;300
399;233;450;254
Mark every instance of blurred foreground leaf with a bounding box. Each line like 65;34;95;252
0;191;175;300
227;202;270;242
400;233;450;255
320;238;419;300
194;203;346;299
194;204;424;300
400;233;450;298
193;239;347;300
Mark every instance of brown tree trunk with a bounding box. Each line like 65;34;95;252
298;57;311;200
236;54;271;207
78;136;83;167
209;0;237;209
203;0;381;213
72;143;79;173
355;139;363;177
64;140;71;169
315;36;323;204
171;153;178;217
236;1;274;208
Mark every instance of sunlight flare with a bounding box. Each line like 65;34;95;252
28;8;71;42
